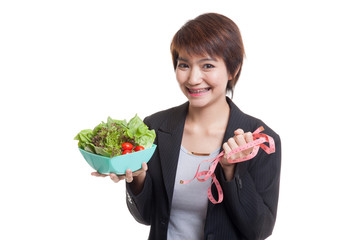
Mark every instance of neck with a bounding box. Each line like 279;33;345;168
187;97;230;130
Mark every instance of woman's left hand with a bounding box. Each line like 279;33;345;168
220;129;254;180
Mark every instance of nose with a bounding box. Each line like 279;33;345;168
188;67;202;85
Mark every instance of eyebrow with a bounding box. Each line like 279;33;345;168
177;57;217;63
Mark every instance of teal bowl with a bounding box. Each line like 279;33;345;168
79;144;156;174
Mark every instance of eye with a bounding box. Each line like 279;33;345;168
177;63;189;69
203;64;214;69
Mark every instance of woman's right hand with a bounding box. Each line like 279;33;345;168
91;162;148;184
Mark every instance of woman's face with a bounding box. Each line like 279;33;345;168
176;51;231;108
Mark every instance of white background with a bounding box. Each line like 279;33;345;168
1;0;359;239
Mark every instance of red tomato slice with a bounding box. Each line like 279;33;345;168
122;149;132;155
122;142;133;150
134;146;145;152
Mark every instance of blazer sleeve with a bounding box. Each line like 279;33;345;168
125;116;156;225
125;173;153;225
218;132;281;240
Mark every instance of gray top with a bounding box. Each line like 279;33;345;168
167;146;221;240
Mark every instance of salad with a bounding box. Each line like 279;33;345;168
74;115;155;158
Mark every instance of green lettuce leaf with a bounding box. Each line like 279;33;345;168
125;115;155;149
74;129;93;148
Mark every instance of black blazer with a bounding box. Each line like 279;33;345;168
126;98;281;240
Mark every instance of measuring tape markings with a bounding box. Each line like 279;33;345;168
180;126;276;204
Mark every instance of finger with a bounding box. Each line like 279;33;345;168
222;142;232;165
244;132;253;143
233;134;247;158
125;169;133;183
223;142;230;154
234;128;244;135
91;172;108;177
243;132;254;155
227;137;239;149
141;162;148;172
132;162;149;177
109;173;121;183
234;134;246;146
225;139;239;161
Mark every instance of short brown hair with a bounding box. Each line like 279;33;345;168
170;13;245;97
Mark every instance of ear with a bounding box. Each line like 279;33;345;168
234;64;241;78
228;64;241;80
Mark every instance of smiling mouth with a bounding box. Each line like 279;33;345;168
187;88;211;94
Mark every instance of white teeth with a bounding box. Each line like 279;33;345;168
188;88;210;93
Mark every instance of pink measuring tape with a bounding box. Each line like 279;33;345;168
180;126;276;204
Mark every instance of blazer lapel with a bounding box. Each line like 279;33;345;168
222;97;248;144
157;102;188;206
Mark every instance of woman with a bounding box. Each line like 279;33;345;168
93;13;281;240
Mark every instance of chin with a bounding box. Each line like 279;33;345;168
187;97;216;109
